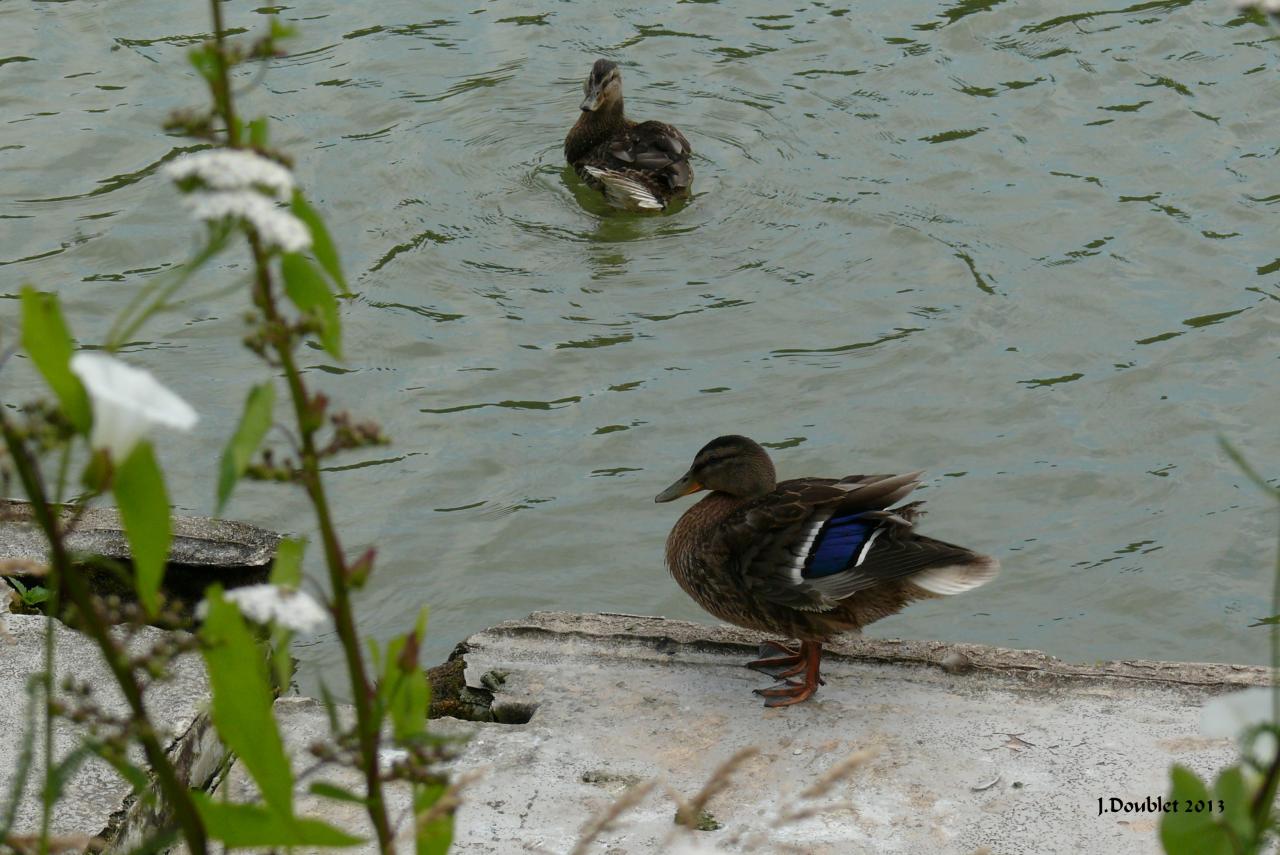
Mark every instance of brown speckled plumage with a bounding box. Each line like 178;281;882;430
565;59;692;211
656;435;999;706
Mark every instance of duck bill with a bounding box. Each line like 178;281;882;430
580;87;602;112
655;472;703;503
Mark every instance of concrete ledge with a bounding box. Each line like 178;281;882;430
483;611;1270;690
5;610;1263;854
444;612;1260;854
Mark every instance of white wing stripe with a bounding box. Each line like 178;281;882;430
854;525;884;567
789;513;831;584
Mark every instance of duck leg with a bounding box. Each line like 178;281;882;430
747;640;826;683
746;640;802;676
753;641;823;707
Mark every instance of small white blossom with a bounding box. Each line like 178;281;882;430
165;149;294;201
165;149;310;252
202;584;328;633
1201;687;1278;764
183;190;311;252
69;352;198;460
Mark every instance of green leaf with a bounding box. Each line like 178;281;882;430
390;661;430;742
193;794;364;847
387;608;431;741
291;191;349;295
20;287;90;433
269;624;295;692
309;781;368;805
281;252;343;358
1212;766;1255;844
1160;765;1235;855
249;116;270;149
188;45;219;84
1249;615;1280;628
414;781;453;855
269;19;298;42
114;442;171;616
25;586;49;606
269;537;305;590
216;381;275;514
200;588;294;814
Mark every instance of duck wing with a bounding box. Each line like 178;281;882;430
718;473;996;613
610;121;693;193
578;120;693;210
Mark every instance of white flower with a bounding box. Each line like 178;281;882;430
69;352;198;460
165;149;311;252
165;150;294;201
203;584;328;633
183;190;312;253
1201;687;1278;764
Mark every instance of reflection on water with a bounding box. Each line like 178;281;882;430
2;0;1277;692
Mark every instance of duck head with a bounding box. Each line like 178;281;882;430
580;58;623;113
655;435;778;502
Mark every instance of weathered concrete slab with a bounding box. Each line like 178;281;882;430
440;612;1262;854
0;608;222;848
0;500;278;604
228;612;1263;854
0;500;279;570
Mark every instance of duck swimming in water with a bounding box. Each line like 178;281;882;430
656;435;999;707
564;59;693;212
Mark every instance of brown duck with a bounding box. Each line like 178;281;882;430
656;435;999;707
564;59;693;211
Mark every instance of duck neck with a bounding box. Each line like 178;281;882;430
565;101;626;163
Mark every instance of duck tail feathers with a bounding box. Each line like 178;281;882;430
582;165;665;211
910;553;1000;595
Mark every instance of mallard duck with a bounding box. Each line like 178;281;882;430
564;59;693;211
656;435;999;707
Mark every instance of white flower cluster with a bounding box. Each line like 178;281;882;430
164;149;311;253
187;190;311;253
166;149;294;200
70;352;198;460
202;583;329;633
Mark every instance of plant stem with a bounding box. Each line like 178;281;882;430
37;560;58;855
251;237;395;851
204;4;394;847
0;420;209;855
209;1;241;148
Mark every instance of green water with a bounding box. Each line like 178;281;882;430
3;0;1277;690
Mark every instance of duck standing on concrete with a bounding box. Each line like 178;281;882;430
655;435;999;707
564;59;693;211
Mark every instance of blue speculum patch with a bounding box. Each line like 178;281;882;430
804;514;877;579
